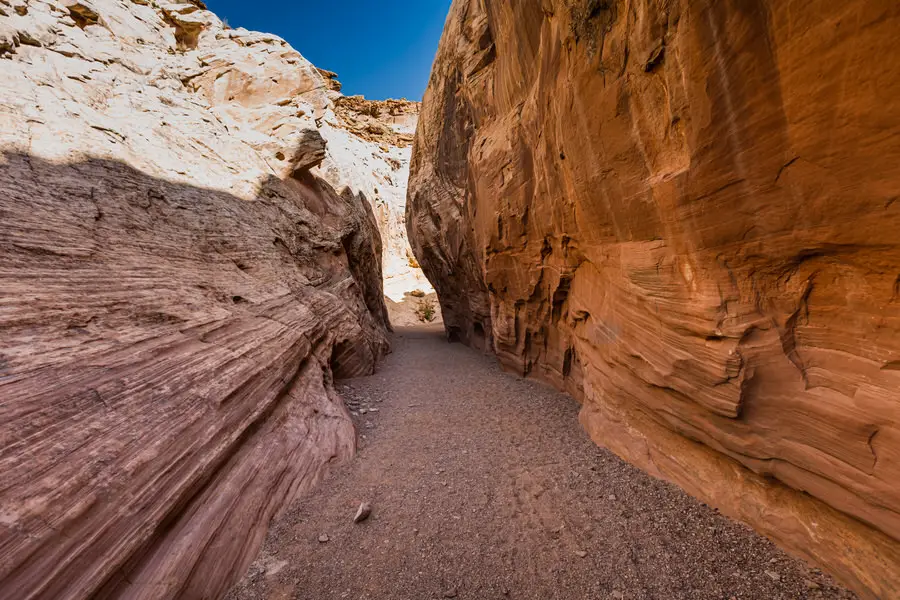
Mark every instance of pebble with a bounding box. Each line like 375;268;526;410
317;534;329;543
443;588;458;598
359;408;368;415
575;550;588;558
353;502;372;523
611;591;624;599
608;494;617;501
804;579;821;590
764;570;780;582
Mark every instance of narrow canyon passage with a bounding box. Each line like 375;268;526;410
228;327;853;600
2;0;898;597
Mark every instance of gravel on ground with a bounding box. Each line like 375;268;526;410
226;325;856;600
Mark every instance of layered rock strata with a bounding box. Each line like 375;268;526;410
407;1;900;597
0;0;390;597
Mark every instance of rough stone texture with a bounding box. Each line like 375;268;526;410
318;92;435;302
0;1;391;598
406;1;900;598
332;95;419;148
227;327;855;600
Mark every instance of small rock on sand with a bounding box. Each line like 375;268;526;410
354;502;372;523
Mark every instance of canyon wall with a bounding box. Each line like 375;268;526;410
0;0;390;597
317;89;435;302
407;1;900;597
314;89;439;323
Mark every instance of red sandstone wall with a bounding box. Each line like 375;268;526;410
407;1;900;597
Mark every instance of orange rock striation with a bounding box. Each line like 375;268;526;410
406;1;900;597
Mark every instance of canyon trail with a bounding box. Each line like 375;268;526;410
228;326;853;600
2;0;899;597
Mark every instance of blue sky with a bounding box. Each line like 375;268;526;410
206;0;452;100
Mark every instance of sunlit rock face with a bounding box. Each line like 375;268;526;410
317;93;435;302
407;1;900;597
0;0;391;597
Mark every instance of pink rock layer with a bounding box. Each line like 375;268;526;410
1;1;393;597
0;154;389;599
407;1;900;597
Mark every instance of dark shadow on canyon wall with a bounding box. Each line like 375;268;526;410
0;151;389;599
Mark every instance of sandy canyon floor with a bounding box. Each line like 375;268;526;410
227;327;855;600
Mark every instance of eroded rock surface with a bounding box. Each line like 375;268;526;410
407;1;900;597
0;0;391;597
318;91;435;302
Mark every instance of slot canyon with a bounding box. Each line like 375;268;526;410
0;0;898;599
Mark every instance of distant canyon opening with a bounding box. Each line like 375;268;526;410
315;89;443;329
